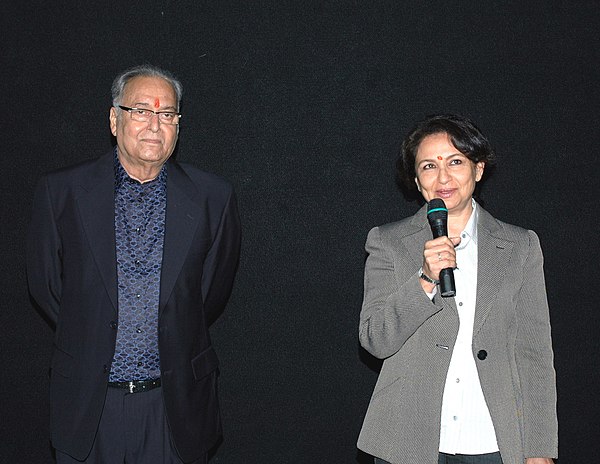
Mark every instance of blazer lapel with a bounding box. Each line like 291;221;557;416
159;160;200;311
401;211;431;266
76;152;119;314
473;206;514;337
403;206;430;267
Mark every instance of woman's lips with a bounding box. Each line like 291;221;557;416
436;189;455;198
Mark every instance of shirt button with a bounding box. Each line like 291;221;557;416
136;328;142;333
137;361;143;367
136;294;141;299
461;233;466;239
458;302;463;306
455;378;460;383
453;416;458;421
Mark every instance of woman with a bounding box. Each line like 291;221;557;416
357;114;557;464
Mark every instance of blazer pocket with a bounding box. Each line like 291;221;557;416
50;345;74;379
191;345;219;381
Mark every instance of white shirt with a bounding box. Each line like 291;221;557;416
438;201;499;455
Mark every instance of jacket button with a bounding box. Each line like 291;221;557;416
103;364;108;373
110;321;117;329
477;350;487;360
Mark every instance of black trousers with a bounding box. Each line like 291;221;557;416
55;386;207;464
375;451;502;464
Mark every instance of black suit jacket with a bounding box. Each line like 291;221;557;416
26;151;241;462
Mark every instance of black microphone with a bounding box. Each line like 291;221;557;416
426;199;456;298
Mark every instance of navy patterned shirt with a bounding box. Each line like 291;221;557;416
109;151;167;381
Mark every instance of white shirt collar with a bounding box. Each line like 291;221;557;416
455;198;478;250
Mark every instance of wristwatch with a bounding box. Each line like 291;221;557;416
419;267;439;285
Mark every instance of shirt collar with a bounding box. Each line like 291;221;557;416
113;148;167;190
456;198;479;249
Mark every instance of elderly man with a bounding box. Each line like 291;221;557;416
27;65;241;464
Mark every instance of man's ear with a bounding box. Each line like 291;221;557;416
109;107;118;137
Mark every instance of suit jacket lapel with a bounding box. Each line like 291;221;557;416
404;206;430;266
76;151;119;314
159;160;200;311
473;206;514;337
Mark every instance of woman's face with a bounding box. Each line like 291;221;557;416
414;132;485;216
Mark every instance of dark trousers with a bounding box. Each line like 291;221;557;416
55;386;207;464
375;452;503;464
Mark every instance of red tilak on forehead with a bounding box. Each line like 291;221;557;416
437;156;443;160
154;98;160;108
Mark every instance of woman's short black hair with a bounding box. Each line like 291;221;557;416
397;113;496;192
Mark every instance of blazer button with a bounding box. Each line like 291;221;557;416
110;321;117;329
103;364;108;373
477;350;488;360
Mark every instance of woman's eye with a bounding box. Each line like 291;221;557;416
422;163;435;170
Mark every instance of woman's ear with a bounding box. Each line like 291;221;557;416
475;162;485;182
414;177;422;192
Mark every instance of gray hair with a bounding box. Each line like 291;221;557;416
111;64;183;109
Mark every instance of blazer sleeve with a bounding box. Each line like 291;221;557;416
26;176;62;326
359;226;442;359
515;230;558;458
201;188;241;324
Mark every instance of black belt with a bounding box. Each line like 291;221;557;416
108;378;161;394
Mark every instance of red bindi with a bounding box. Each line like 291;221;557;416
154;98;160;108
437;156;443;160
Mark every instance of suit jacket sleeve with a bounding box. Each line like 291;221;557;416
515;230;558;458
201;188;241;324
26;176;62;326
359;226;442;359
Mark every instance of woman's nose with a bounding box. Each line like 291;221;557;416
437;166;450;183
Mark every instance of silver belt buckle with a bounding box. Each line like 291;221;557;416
128;381;135;394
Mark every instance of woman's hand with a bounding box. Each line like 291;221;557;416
420;236;461;292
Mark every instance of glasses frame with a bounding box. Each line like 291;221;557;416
118;105;182;125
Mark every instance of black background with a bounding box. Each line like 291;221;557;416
2;1;599;462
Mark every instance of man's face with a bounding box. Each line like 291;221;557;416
110;76;179;173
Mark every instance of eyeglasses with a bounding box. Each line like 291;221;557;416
118;105;181;125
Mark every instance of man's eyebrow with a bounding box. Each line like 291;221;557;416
132;102;177;111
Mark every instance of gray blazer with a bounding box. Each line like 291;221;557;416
357;203;557;464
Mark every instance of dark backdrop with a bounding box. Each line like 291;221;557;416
2;1;599;462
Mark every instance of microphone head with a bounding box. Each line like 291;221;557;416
427;198;448;224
